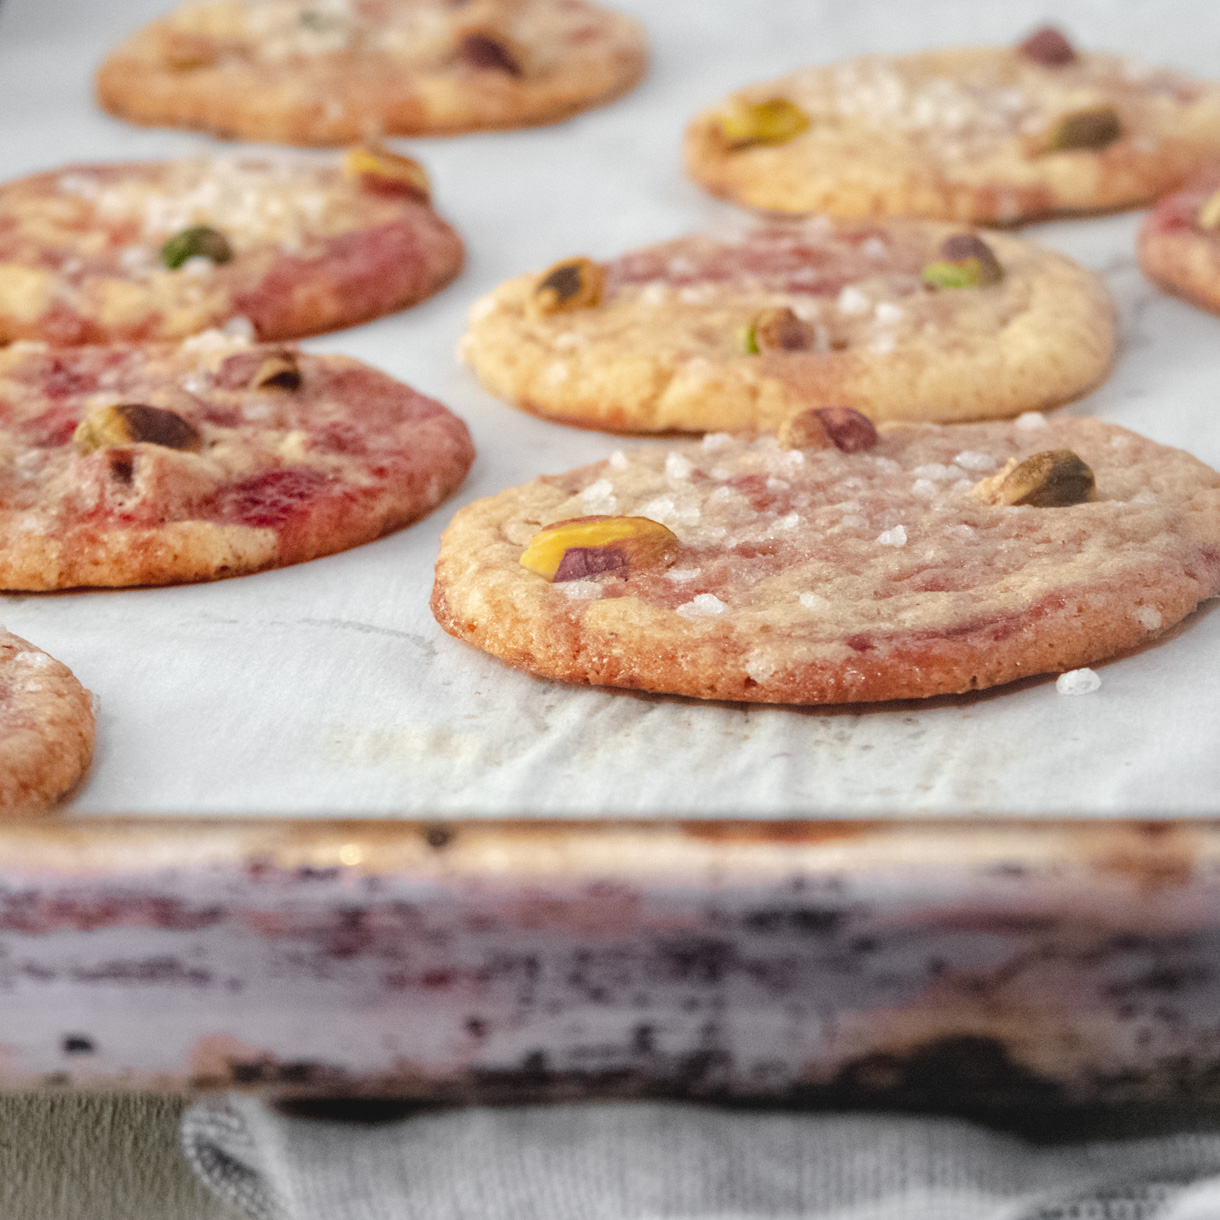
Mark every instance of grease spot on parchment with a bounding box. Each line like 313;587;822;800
329;724;506;771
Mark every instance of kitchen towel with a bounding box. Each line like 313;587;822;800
182;1096;1220;1220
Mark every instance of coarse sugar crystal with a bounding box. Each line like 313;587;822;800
666;452;693;482
1135;605;1163;631
676;593;728;618
837;285;870;315
953;450;997;472
1056;668;1101;696
562;582;603;600
1015;411;1048;430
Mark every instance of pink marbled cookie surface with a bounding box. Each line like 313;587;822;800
433;414;1220;703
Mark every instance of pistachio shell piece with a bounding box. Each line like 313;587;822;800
252;352;302;391
520;515;678;582
343;146;430;199
779;406;877;453
746;306;815;353
976;449;1095;507
73;403;202;456
1198;188;1220;231
532;258;605;316
1041;106;1123;153
716;97;810;150
162;226;233;271
923;234;1003;290
1017;26;1077;66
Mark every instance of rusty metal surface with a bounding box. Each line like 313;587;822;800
2;819;1219;1107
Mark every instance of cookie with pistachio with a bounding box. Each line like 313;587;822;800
432;413;1220;703
684;27;1220;223
461;219;1114;432
0;630;94;816
0;336;473;589
96;0;646;146
1137;167;1220;314
0;152;462;347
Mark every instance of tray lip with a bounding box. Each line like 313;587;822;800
1;815;1217;877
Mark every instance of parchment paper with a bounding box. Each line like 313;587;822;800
1;0;1218;816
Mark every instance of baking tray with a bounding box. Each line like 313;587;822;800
4;819;1220;1108
3;0;1220;1107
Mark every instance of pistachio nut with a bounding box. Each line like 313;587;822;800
779;406;877;453
744;306;815;354
520;515;679;582
162;225;233;271
73;403;202;455
343;146;431;199
532;258;605;316
1198;188;1220;230
1039;105;1122;154
162;31;219;71
252;351;302;391
923;233;1003;289
716;97;810;150
1017;26;1078;66
458;31;524;76
976;449;1095;507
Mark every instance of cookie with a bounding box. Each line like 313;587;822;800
96;0;647;145
685;28;1220;223
0;337;474;589
1137;167;1220;314
431;413;1220;704
461;220;1114;432
0;631;94;816
0;152;463;347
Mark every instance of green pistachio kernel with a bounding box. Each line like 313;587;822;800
923;234;1004;290
162;226;233;271
922;260;982;290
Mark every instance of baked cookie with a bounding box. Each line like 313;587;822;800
0;631;94;816
0;152;463;347
461;220;1114;432
0;336;474;589
97;0;647;145
685;27;1220;224
432;413;1220;703
1137;167;1220;314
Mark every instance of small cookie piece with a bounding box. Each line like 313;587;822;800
0;337;474;589
0;632;94;816
97;0;647;146
0;155;463;346
462;220;1114;432
685;31;1220;223
432;416;1220;703
1137;168;1220;314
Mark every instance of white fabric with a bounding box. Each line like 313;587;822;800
181;1097;1220;1220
